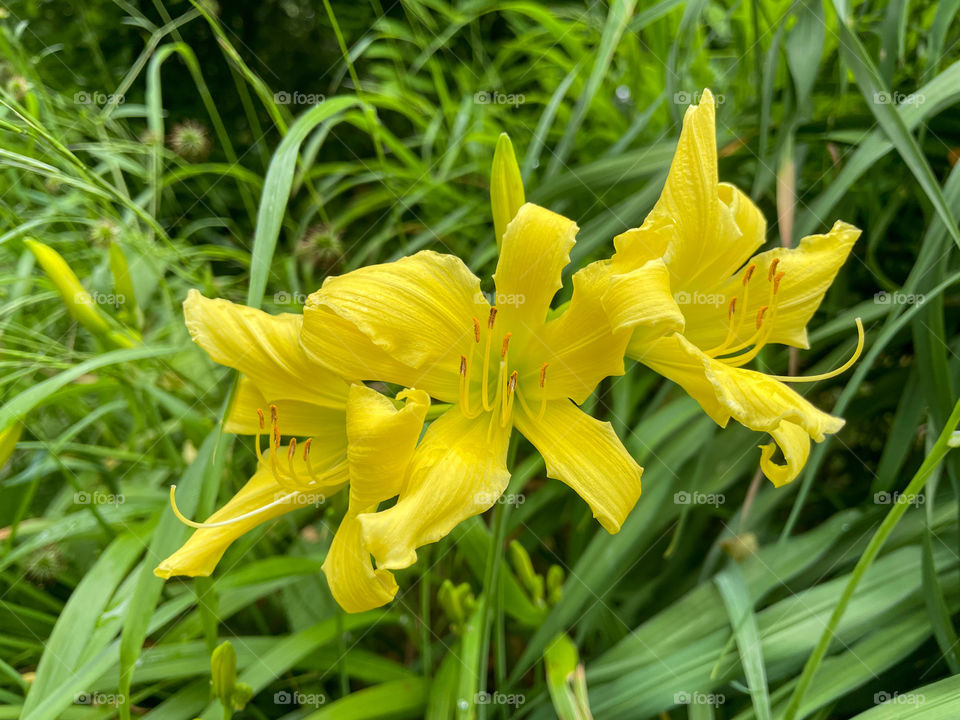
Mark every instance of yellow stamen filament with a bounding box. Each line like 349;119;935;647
169;484;300;529
481;308;497;411
768;318;865;383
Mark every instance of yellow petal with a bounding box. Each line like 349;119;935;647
154;448;348;579
603;257;685;348
346;384;429;509
301;303;460;403
322;510;398;613
491;133;525;248
225;377;346;437
614;91;764;292
759;421;811;487
358;407;511;570
493;203;576;332
513;399;642;534
635;333;843;482
526;260;632;404
682;220;860;351
305;251;486;399
184;290;348;411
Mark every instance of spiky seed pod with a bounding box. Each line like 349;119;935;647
168;120;211;162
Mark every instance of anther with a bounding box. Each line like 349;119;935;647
257;408;265;429
288;437;297;459
742;263;756;285
774;271;785;294
539;363;548;388
728;297;737;318
508;370;518;393
270;404;278;425
756;306;768;329
487;307;498;329
473;317;481;343
767;258;780;282
460;354;468;376
303;437;312;461
501;332;512;358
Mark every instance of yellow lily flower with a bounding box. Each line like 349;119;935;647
603;89;863;487
300;202;643;572
154;290;430;613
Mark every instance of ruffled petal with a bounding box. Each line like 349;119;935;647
493;203;576;332
514;399;642;533
759;421;811;487
682;221;861;351
345;384;429;509
154;446;348;579
323;511;398;613
309;250;486;374
358;407;511;570
184;290;349;413
300;302;460;403
603;257;685;350
525;260;632;404
634;333;844;484
613;91;765;293
225;377;346;436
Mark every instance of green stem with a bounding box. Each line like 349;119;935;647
783;395;960;720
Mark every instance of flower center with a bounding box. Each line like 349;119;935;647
168;405;346;530
457;307;548;427
703;258;865;382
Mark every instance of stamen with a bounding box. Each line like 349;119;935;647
169;484;300;529
501;332;512;358
481;309;497;411
767;258;780;282
539;363;549;420
774;271;785;294
254;408;264;462
742;263;756;286
287;437;301;484
303;437;312;461
500;371;519;427
473;317;481;343
458;354;482;419
768;318;865;383
539;363;548;388
755;305;768;329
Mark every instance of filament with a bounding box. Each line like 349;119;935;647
768;318;864;382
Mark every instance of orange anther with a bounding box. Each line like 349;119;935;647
508;370;519;393
288;437;297;458
473;317;481;342
501;332;512;358
742;264;756;285
767;258;780;281
756;305;769;329
487;307;498;329
257;408;265;429
303;437;312;460
459;354;468;375
728;297;737;317
539;363;549;388
774;271;785;294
